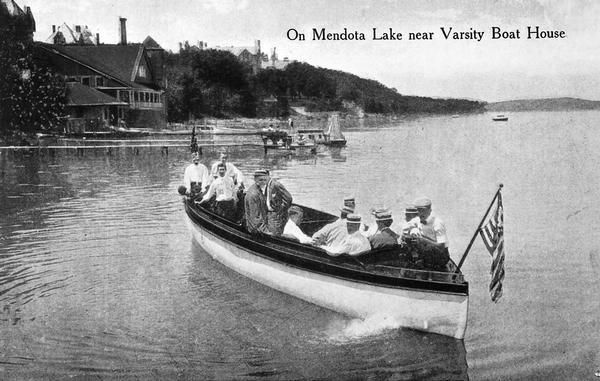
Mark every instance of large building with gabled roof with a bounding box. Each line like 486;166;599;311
38;17;167;130
0;0;35;41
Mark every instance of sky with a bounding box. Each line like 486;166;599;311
21;0;600;102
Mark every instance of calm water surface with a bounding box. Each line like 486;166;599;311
1;111;599;380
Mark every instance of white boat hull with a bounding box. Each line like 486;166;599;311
186;218;469;339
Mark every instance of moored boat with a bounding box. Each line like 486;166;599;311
183;198;469;339
323;113;347;146
492;114;508;121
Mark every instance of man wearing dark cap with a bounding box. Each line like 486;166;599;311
244;170;270;234
323;214;371;256
183;152;209;200
264;171;293;236
368;209;400;249
312;203;354;247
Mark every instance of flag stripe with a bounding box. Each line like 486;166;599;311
480;192;505;303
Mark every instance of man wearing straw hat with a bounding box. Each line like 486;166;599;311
183;152;209;200
368;208;400;249
323;214;371;256
312;202;355;247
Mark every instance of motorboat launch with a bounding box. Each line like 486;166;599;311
183;198;469;339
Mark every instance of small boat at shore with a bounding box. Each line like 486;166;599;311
183;198;469;339
492;114;509;121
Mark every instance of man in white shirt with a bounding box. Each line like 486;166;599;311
199;163;236;220
283;206;314;244
312;204;354;247
209;152;244;188
183;153;209;200
409;197;449;249
323;214;371;257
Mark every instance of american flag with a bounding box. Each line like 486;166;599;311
479;192;505;302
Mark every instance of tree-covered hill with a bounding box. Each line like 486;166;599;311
164;49;485;122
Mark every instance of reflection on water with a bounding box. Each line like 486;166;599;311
2;111;600;379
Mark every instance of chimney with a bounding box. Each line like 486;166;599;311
52;25;56;33
96;33;100;45
254;39;261;54
119;17;127;45
179;42;183;52
75;25;81;33
198;41;203;50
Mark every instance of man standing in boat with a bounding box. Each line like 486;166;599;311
183;152;210;200
209;151;244;189
244;170;271;235
265;171;293;236
198;163;236;220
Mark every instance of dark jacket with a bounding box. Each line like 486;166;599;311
369;227;400;249
244;184;269;234
265;179;293;235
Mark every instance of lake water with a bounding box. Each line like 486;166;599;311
1;111;599;380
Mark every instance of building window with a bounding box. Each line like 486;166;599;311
81;76;91;86
96;77;104;87
138;66;146;78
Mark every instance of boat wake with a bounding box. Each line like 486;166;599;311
325;314;403;343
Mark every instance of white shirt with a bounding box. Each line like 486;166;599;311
407;213;448;247
201;175;235;202
209;162;244;186
324;231;371;256
283;219;313;244
183;163;209;192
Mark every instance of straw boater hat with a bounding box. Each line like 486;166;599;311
346;214;362;224
414;197;432;209
404;203;418;214
374;209;393;221
343;196;355;207
340;205;355;214
254;169;269;177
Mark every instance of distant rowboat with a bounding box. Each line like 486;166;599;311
492;115;508;121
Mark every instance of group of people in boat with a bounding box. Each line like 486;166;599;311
182;152;450;269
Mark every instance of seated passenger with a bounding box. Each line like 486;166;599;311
323;214;371;257
409;197;449;250
198;163;236;220
404;198;450;270
368;209;400;249
400;204;420;237
312;204;354;247
282;206;314;244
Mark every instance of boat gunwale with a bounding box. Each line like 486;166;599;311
184;199;469;296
